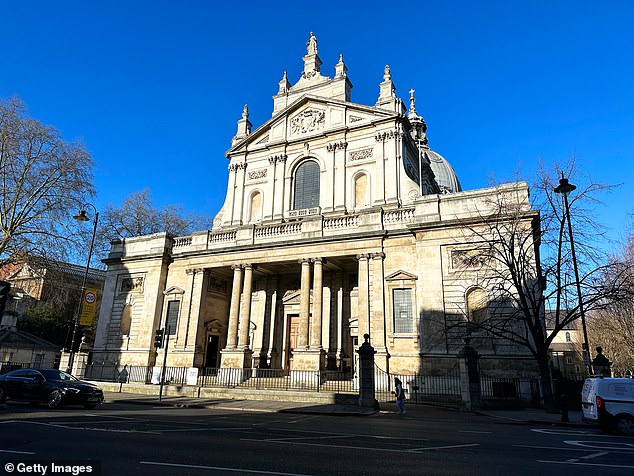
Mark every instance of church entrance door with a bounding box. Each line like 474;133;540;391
285;314;299;371
205;334;220;369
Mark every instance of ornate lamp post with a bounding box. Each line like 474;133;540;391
66;204;99;373
554;174;592;374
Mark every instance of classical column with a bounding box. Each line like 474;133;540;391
298;258;311;349
226;265;243;348
370;253;387;350
236;162;248;225
238;264;254;348
310;258;323;349
356;254;370;341
226;164;238;227
184;268;205;350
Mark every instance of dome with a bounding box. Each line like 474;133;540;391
425;149;462;193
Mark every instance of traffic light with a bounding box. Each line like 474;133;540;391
154;328;165;349
0;280;10;318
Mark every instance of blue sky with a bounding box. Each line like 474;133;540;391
2;1;633;250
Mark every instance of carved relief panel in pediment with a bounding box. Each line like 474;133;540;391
290;109;325;135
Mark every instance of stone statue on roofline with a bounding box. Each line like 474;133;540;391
307;32;318;55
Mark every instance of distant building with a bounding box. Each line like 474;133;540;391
0;328;60;369
0;257;105;351
93;35;541;379
546;311;584;379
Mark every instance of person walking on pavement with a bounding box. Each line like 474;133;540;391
394;377;406;414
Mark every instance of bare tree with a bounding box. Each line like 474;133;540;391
587;226;634;375
0;97;94;267
95;189;213;259
443;162;630;411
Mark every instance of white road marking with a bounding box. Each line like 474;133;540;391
537;460;634;469
160;427;252;432
566;451;608;463
407;443;480;452
0;449;36;455
253;435;351;443
241;439;478;453
458;430;492;434
564;440;634;452
514;444;604;452
530;428;608;437
288;416;317;424
0;420;160;434
139;461;315;475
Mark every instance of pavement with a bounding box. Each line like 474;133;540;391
103;390;589;427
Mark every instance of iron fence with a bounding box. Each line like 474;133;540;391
0;362;32;374
374;364;462;407
199;367;354;392
84;363;152;384
479;374;521;400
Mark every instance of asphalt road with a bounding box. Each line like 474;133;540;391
1;400;632;476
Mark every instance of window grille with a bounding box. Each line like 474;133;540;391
393;288;413;333
165;300;180;335
293;161;320;209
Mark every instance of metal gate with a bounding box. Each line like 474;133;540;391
374;364;462;408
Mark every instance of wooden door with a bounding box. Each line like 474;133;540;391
285;315;299;371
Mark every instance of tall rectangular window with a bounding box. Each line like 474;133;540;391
165;300;180;335
393;288;413;333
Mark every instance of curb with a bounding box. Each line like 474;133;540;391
107;397;375;416
475;410;589;428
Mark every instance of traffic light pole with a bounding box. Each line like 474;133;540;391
159;326;170;401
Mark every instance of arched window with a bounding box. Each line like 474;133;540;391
466;287;488;325
354;173;368;209
250;191;262;222
293;160;320;209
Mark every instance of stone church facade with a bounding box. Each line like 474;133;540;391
93;35;539;378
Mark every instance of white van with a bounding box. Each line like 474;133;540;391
581;377;634;435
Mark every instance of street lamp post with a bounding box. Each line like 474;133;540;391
66;204;99;374
554;174;592;375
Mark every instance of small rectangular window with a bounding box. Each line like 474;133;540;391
165;300;180;335
33;354;45;368
393;288;413;333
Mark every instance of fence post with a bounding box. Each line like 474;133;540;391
458;338;482;411
357;334;377;409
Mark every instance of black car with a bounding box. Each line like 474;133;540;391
0;368;104;409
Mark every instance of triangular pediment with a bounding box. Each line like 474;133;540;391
385;270;418;281
164;286;185;296
7;263;44;281
227;95;397;155
282;289;315;305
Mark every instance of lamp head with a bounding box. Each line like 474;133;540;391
554;176;576;195
73;209;90;222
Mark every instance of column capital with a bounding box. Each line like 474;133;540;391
231;264;243;271
242;263;257;271
312;257;326;265
185;267;205;275
299;258;312;265
355;253;370;261
370;252;385;260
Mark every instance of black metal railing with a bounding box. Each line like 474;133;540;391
0;362;32;374
374;364;462;407
479;375;521;400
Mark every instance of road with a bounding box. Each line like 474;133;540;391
1;399;632;475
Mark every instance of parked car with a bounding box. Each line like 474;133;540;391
581;377;634;436
0;368;104;409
